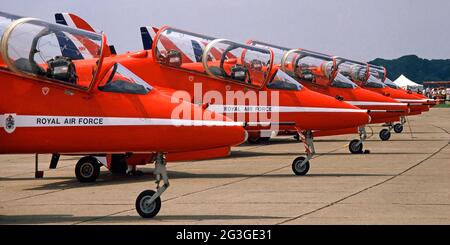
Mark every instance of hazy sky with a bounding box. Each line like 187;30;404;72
2;0;449;61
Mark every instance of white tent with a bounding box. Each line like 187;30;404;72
393;75;423;91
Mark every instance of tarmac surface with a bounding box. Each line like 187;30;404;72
0;108;449;225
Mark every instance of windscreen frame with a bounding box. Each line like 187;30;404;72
0;16;106;93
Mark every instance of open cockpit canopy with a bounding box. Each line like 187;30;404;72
384;77;400;89
335;58;368;82
249;40;290;66
281;49;335;80
368;64;387;82
0;11;104;90
248;41;357;89
152;27;273;87
336;58;386;88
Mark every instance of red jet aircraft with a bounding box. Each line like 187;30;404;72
369;64;436;107
53;13;370;176
336;59;432;140
247;41;409;152
0;12;247;218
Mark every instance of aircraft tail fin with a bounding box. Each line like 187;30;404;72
140;26;159;50
55;13;96;32
55;12;113;56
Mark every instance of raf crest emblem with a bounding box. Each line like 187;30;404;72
4;114;17;133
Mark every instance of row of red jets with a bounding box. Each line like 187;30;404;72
0;12;435;218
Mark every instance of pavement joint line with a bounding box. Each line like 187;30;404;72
275;124;450;225
390;203;450;206
1;188;73;203
2;162;75;179
72;133;374;224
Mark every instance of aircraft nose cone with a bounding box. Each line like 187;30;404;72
153;93;246;152
196;109;247;148
350;87;409;121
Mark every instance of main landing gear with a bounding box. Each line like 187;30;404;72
292;130;314;176
135;153;169;218
349;126;370;154
75;156;101;183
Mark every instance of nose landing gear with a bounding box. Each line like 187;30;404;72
292;130;314;176
135;153;169;218
394;116;406;134
349;126;370;154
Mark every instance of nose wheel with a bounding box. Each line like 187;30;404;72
393;123;403;133
292;157;310;176
292;130;314;176
395;116;407;134
135;153;169;218
349;139;364;154
379;128;391;141
136;190;161;218
348;126;369;154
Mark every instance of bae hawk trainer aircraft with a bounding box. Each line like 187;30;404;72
247;41;411;147
53;13;372;176
0;12;247;218
335;59;432;140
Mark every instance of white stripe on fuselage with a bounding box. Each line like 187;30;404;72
346;101;407;106
394;99;428;103
0;115;243;128
207;105;367;114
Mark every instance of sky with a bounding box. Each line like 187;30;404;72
1;0;449;61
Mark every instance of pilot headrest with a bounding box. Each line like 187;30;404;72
166;50;182;67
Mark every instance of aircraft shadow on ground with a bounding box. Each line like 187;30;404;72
230;151;431;158
6;169;394;192
0;214;285;225
238;138;444;145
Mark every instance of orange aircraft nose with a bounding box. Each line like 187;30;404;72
174;101;246;150
385;88;429;116
147;92;246;153
348;87;408;124
295;89;370;131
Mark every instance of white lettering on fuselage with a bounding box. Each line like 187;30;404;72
222;106;272;113
36;117;104;125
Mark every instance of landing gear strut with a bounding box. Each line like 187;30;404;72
292;130;314;176
135;153;169;218
349;126;369;154
380;116;407;140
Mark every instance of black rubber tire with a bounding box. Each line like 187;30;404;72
349;139;364;154
109;154;128;174
393;123;403;134
135;190;161;218
379;129;391;141
75;156;100;183
291;157;310;176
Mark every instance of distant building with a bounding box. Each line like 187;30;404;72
423;81;450;88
